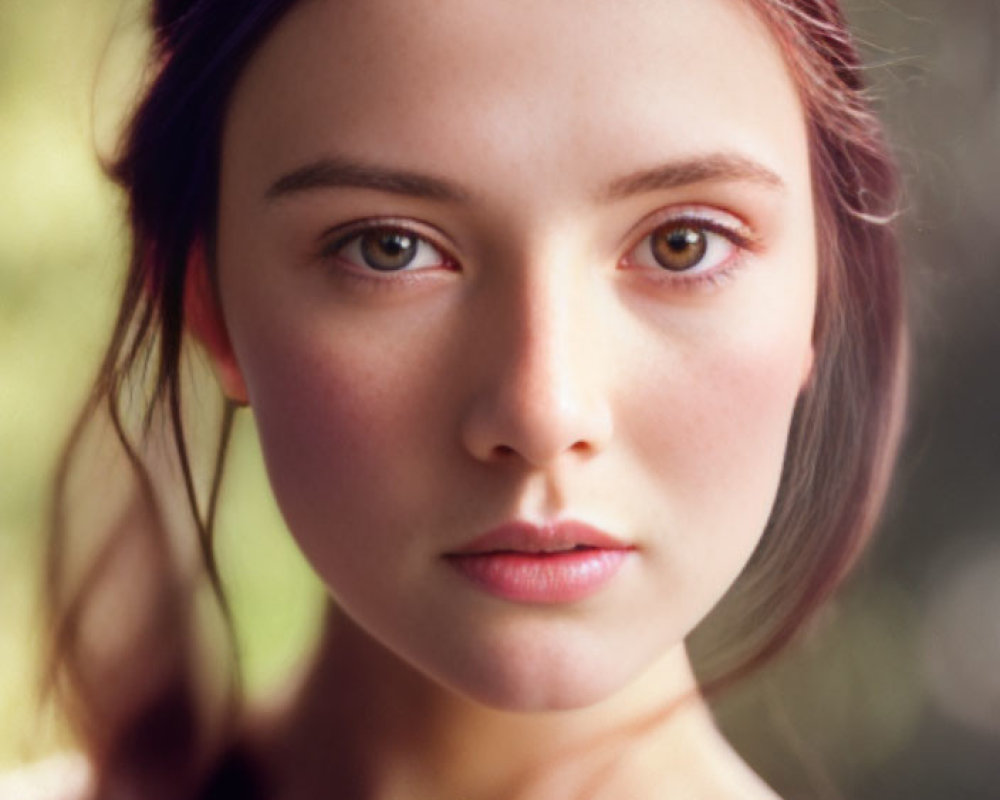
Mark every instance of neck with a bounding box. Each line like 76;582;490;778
260;607;739;800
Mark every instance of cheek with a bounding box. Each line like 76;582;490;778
232;312;448;574
621;284;815;560
692;330;808;473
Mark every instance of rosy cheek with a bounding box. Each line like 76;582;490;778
248;357;365;529
624;310;812;530
234;314;442;553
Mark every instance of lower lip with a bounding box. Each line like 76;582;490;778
445;548;632;604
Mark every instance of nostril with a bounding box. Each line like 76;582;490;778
488;439;595;465
461;386;614;467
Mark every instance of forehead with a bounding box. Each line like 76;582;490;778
223;0;806;204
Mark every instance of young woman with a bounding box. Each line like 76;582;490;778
44;0;905;798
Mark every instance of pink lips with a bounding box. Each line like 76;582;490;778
444;521;634;604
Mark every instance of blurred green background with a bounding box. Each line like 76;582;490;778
1;0;129;762
1;1;998;797
0;0;324;769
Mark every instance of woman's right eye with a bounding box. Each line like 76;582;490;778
326;226;450;273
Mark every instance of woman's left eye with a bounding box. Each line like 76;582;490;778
626;218;745;277
328;226;448;273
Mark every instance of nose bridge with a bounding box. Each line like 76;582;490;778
461;238;613;467
512;255;583;410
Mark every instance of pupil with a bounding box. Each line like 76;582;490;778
361;230;417;270
668;230;697;251
381;233;407;255
652;225;706;271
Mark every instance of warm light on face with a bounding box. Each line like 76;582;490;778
213;0;817;711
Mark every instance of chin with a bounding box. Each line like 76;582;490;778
423;633;652;714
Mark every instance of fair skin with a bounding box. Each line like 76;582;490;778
199;0;817;797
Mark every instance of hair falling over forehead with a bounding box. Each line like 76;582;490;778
44;0;905;797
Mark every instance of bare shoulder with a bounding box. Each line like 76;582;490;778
0;753;92;800
657;717;785;800
715;762;784;800
699;741;784;800
620;720;785;800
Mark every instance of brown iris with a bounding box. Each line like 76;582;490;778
650;224;707;272
359;229;418;271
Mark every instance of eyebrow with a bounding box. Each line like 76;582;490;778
265;157;471;202
264;152;785;204
600;153;785;201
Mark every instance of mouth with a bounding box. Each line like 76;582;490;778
443;520;635;604
483;544;600;555
446;519;633;556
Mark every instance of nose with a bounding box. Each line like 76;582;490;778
459;256;614;469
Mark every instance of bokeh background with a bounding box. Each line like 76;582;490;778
1;1;997;797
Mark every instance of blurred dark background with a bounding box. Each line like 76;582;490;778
1;1;998;796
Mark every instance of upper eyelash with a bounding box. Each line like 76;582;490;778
632;210;756;251
320;218;450;262
619;211;758;289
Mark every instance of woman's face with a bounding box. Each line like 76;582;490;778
214;0;816;710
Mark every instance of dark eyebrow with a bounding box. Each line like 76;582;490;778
600;153;785;200
265;156;472;203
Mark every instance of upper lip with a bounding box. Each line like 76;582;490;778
446;520;633;555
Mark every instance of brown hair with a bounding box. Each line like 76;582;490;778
690;0;906;687
44;1;905;797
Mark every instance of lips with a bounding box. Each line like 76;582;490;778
444;520;635;604
448;519;630;555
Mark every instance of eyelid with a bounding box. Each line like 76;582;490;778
318;216;458;272
617;204;760;287
621;204;757;252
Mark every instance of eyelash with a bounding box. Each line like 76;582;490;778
319;218;455;286
620;210;757;291
318;210;756;291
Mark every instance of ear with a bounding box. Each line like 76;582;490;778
184;242;249;404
